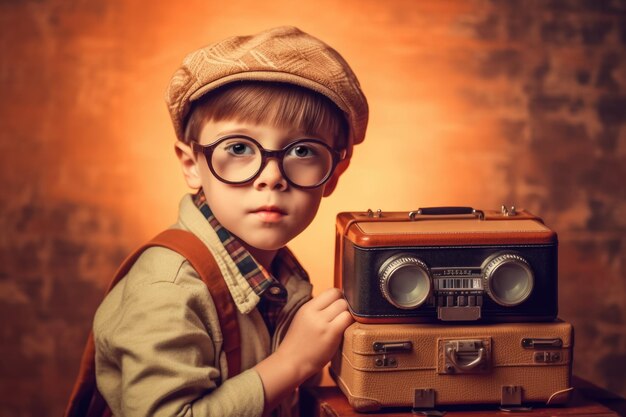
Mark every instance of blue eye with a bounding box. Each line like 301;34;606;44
225;142;255;156
288;145;316;158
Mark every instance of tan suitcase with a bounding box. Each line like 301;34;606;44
299;384;623;417
330;320;573;412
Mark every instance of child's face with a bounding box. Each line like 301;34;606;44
183;119;334;252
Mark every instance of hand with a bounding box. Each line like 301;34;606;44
253;288;353;415
275;288;354;380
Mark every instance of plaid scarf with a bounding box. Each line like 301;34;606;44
193;191;289;335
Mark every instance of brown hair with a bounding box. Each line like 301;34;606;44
183;81;348;149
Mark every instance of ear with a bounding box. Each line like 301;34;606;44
323;159;350;197
174;141;203;189
323;173;340;197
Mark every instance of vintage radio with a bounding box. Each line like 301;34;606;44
335;206;558;323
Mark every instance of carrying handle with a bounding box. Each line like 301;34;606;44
409;206;485;221
446;346;487;371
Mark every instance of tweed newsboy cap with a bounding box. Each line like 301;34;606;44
165;26;368;156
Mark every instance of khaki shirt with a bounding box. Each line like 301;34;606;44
94;194;313;417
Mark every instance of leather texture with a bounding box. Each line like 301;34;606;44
299;385;622;417
330;321;573;411
336;210;557;247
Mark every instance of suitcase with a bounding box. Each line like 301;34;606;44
334;207;559;323
299;384;623;417
330;320;573;412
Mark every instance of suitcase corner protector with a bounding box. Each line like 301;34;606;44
348;397;383;412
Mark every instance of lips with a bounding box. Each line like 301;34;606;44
250;206;287;223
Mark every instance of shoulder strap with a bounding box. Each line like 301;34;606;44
149;230;242;376
64;229;241;417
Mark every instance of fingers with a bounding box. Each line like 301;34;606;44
330;310;354;331
300;288;354;333
320;297;350;322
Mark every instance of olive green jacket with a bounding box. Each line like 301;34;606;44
93;194;313;417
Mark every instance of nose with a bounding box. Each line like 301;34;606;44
253;158;288;191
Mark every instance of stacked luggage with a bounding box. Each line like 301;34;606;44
331;207;573;412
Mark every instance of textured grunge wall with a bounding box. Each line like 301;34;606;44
1;0;625;415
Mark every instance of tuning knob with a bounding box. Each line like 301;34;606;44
379;254;432;309
483;253;534;306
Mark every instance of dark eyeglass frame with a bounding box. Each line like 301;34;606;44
191;134;346;189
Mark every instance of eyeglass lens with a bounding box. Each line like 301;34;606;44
211;137;334;187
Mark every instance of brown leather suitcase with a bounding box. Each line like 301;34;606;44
330;320;573;412
334;207;559;323
300;382;624;417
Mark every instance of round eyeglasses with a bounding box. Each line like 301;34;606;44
192;135;345;189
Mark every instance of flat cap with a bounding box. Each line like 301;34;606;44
165;26;368;157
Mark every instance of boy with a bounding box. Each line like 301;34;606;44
92;26;368;417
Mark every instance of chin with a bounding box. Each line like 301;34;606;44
249;239;289;251
244;233;293;251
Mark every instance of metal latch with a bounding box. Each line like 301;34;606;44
534;351;562;363
366;208;383;218
373;341;412;352
501;205;517;216
373;341;412;368
521;338;563;349
441;339;490;374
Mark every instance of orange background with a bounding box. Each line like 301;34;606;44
20;1;513;287
1;1;625;414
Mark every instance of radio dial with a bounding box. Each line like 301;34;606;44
483;253;534;307
379;254;432;309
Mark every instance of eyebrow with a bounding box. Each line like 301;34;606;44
215;128;256;137
215;128;329;142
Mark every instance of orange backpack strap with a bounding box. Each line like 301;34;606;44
64;229;241;417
